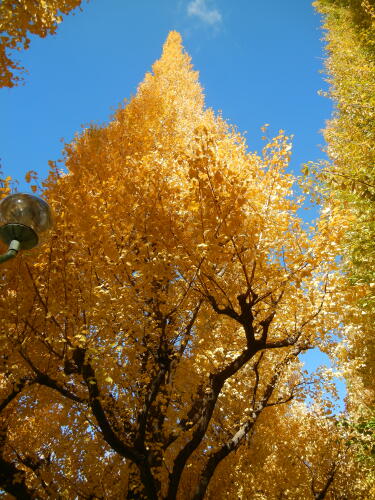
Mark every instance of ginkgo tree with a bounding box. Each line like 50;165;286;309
0;32;370;499
313;0;375;478
204;402;372;499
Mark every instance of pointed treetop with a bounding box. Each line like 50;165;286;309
112;31;206;154
138;31;205;113
160;31;183;56
152;31;192;76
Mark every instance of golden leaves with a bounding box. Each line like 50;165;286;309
0;0;84;87
314;0;375;415
1;30;370;499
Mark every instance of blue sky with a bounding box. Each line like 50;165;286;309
0;0;345;409
1;0;332;188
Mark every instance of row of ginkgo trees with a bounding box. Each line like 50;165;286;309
0;3;373;498
312;0;375;490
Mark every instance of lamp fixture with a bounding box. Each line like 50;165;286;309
0;193;53;264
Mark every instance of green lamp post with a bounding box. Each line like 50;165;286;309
0;193;53;264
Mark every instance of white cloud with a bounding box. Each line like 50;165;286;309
187;0;222;26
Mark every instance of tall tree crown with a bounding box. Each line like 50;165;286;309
0;31;371;499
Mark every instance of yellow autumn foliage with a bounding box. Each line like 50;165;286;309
0;0;83;87
0;32;371;499
314;0;375;429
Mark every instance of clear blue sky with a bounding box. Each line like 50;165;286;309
1;0;332;188
0;0;345;409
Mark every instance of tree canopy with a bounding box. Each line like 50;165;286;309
0;0;84;87
0;31;372;499
313;0;375;422
312;0;375;486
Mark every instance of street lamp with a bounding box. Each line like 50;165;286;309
0;193;53;264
